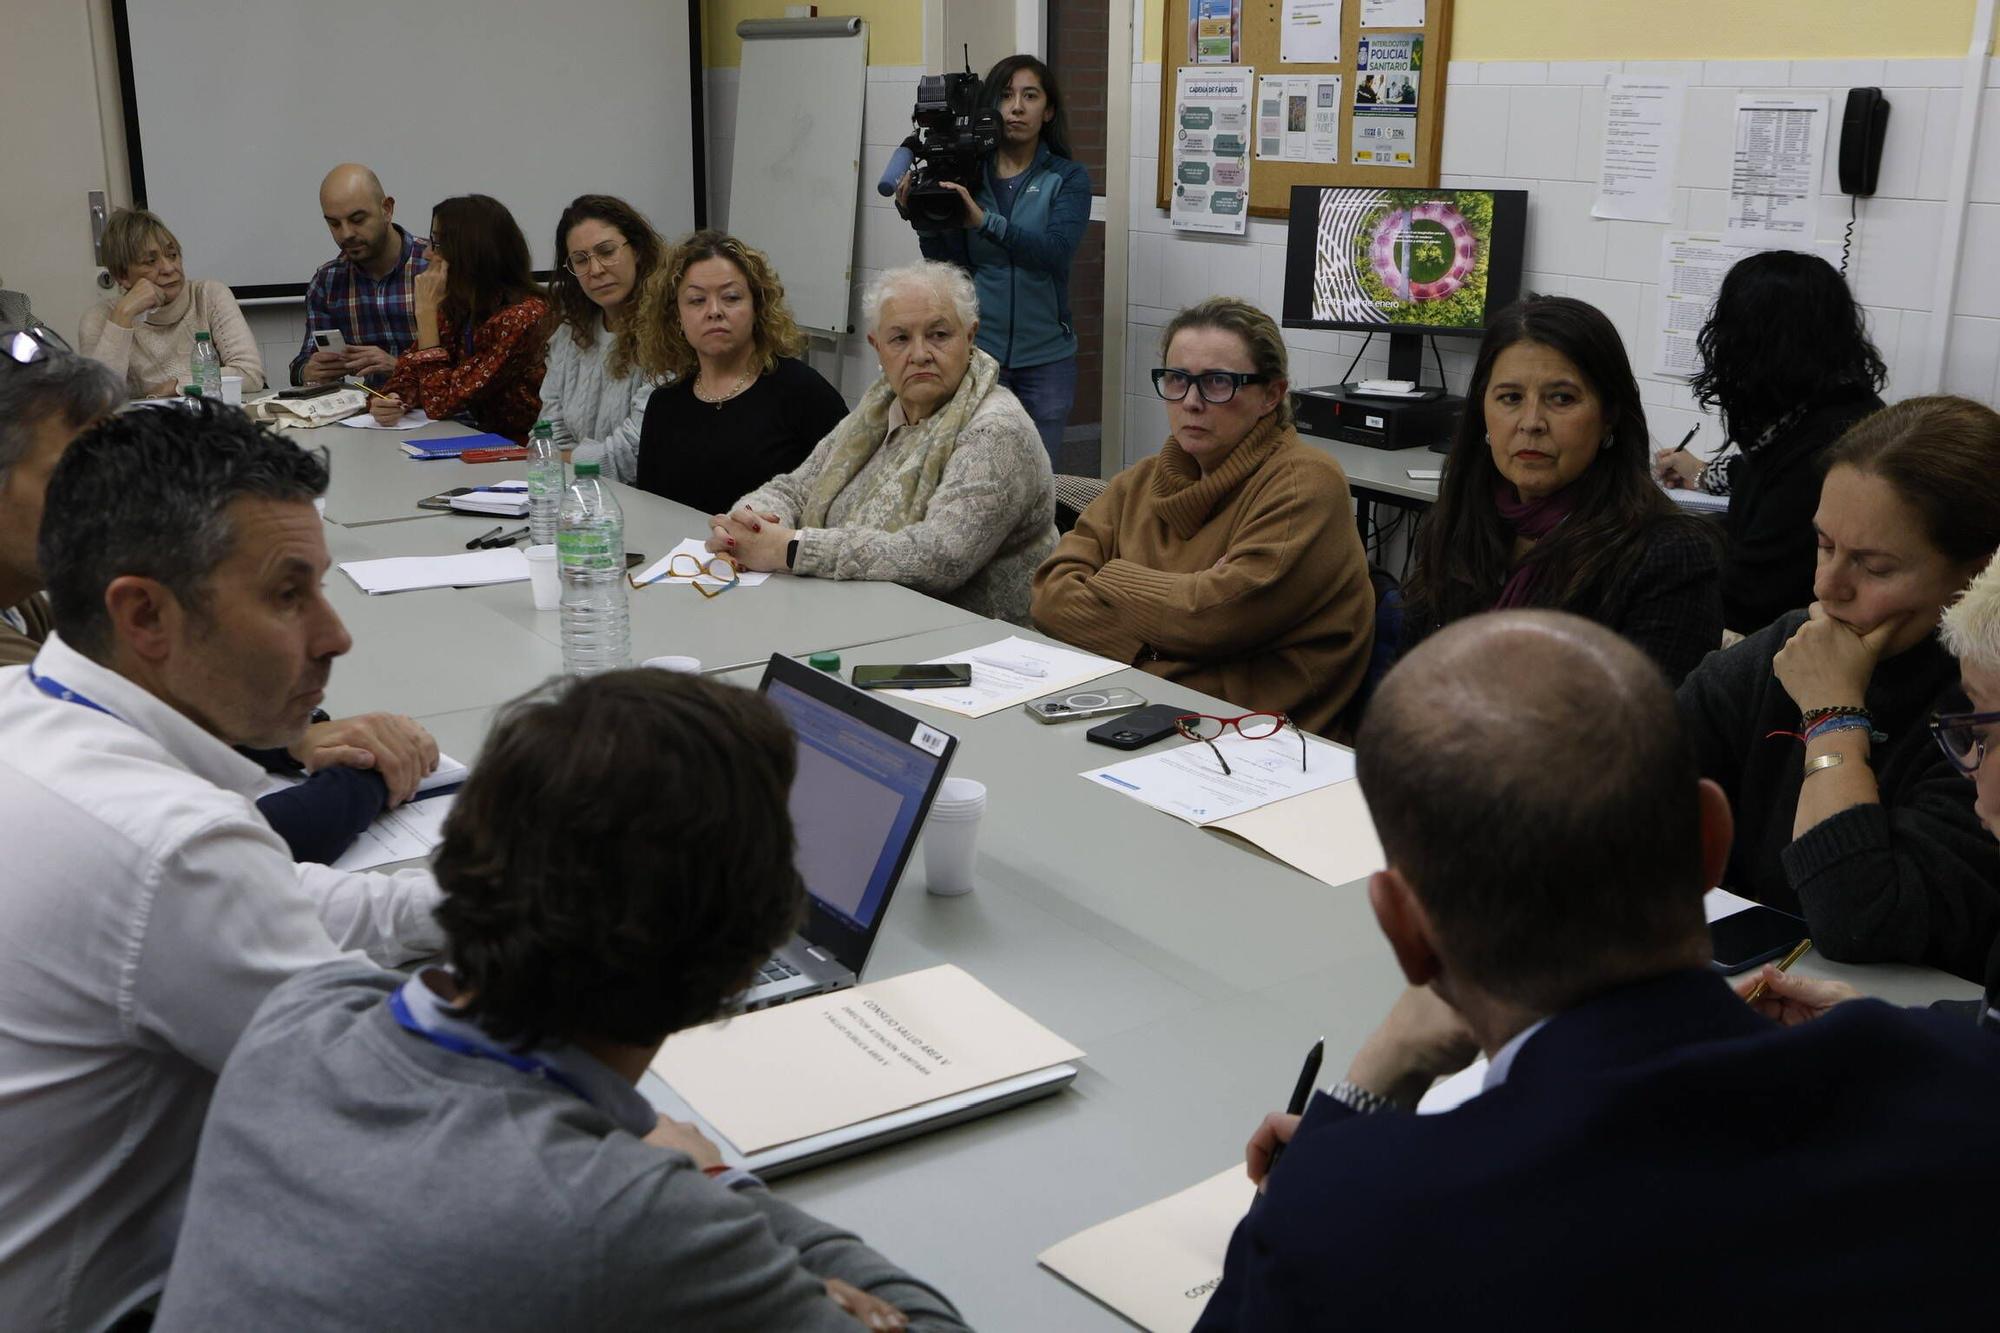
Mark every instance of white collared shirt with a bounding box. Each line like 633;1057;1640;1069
0;634;443;1332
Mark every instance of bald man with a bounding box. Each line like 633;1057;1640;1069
1196;611;2000;1330
290;163;431;386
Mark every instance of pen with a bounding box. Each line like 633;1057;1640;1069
1743;938;1814;1006
1670;423;1701;454
1266;1036;1324;1175
979;656;1048;678
480;525;530;548
464;525;502;549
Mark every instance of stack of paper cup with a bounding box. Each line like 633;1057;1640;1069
524;545;560;611
922;777;987;897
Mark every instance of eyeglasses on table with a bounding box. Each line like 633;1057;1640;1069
629;552;742;598
1175;711;1306;777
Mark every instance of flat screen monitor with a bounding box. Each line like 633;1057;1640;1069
1281;185;1529;387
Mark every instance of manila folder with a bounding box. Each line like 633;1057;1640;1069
1039;1166;1254;1333
650;964;1084;1155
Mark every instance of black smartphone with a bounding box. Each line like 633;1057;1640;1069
1086;703;1188;750
275;381;345;400
851;663;973;690
1708;905;1808;975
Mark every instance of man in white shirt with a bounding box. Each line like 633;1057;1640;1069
0;399;443;1331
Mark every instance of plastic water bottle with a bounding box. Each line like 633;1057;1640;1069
526;419;563;547
558;460;630;675
190;331;222;400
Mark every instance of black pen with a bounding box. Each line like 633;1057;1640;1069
464;525;502;549
1670;423;1701;454
1266;1036;1324;1175
480;525;530;548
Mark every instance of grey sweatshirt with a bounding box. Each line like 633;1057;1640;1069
155;962;968;1331
540;322;658;482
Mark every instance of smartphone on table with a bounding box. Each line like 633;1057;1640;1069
850;663;973;690
1085;703;1189;750
1708;904;1808;975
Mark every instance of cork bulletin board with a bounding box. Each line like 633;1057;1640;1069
1155;0;1454;220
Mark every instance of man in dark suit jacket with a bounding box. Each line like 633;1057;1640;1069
1196;610;1997;1331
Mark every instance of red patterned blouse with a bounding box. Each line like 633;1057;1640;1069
384;296;550;443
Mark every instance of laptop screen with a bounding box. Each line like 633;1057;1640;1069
759;657;956;970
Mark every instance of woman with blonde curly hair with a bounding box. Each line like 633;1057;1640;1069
628;231;846;510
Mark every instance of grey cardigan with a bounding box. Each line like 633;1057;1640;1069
155;963;968;1331
741;382;1058;622
539;322;658;480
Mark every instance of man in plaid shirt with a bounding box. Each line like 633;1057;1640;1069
291;164;430;386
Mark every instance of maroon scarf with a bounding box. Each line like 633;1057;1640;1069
1492;476;1581;610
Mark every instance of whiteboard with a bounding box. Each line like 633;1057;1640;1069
725;22;867;334
114;0;703;295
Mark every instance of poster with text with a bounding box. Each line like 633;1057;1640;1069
1173;66;1253;234
1353;34;1422;167
1280;0;1343;63
1361;0;1425;25
1724;95;1830;245
1189;0;1241;64
1257;75;1341;164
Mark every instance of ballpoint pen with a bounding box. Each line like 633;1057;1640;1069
1743;938;1813;1006
1670;423;1701;454
464;525;502;549
1266;1036;1324;1175
480;526;531;548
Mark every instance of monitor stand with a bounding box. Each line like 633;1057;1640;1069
1341;330;1447;401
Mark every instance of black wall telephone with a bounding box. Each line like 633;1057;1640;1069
1839;87;1889;196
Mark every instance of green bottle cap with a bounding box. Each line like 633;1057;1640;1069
573;460;600;476
194;330;212;342
182;385;203;398
532;419;551;432
808;651;841;673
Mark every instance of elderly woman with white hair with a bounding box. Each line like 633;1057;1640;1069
706;260;1057;620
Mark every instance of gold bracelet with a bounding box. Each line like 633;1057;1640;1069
1803;752;1845;778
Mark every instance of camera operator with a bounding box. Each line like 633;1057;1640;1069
898;55;1091;467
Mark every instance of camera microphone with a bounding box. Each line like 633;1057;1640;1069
876;142;918;197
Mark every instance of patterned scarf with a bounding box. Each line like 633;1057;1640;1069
799;347;1002;532
1492;476;1581;610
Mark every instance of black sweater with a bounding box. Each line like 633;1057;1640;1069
635;356;848;516
1405;517;1723;687
1716;389;1883;634
1678;611;2000;981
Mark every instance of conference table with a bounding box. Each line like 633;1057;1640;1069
298;413;1980;1330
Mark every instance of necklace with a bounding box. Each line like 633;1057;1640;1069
694;363;756;408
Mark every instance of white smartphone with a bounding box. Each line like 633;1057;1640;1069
1024;686;1148;724
311;328;347;355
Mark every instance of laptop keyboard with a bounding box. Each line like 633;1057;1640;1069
755;957;802;986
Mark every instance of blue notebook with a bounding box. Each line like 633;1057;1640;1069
399;433;514;460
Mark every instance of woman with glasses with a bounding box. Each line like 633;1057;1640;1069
1655;251;1888;635
1404;295;1721;686
1678;396;2000;982
538;196;664;476
705;260;1055;621
78;209;264;399
904;54;1092;466
1031;297;1374;736
626;231;846;510
372;195;548;442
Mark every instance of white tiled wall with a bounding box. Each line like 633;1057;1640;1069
1122;57;1994;470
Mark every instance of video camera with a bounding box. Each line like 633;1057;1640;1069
878;52;999;230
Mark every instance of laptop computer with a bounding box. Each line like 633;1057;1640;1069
740;653;958;1010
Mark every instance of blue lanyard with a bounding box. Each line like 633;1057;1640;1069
26;665;119;720
387;987;593;1105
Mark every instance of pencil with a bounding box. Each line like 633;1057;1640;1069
1743;938;1813;1005
343;376;398;402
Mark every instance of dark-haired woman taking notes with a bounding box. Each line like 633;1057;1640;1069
1404;295;1721;686
1656;250;1887;634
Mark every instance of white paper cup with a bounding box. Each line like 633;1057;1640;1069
922;811;983;896
220;374;243;405
930;777;987;813
525;544;560;611
642;655;703;673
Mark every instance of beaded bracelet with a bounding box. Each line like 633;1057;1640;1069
1800;704;1871;729
1805;714;1876;744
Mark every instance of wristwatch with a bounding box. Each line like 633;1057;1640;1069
785;537;800;570
1326;1079;1399;1115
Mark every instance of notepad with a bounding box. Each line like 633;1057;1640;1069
447;483;530;517
650;964;1084;1154
1664;485;1728;514
400;432;514;459
338;549;529;594
1039;1167;1253;1333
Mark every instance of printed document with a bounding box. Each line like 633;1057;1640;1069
1724;95;1830;245
1591;76;1686;223
337;409;430;430
1083;732;1355;825
338;548;529;594
877;635;1122;718
1279;0;1342;64
1039;1166;1253;1333
650;964;1084;1154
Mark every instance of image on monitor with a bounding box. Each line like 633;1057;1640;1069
1283;185;1527;340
